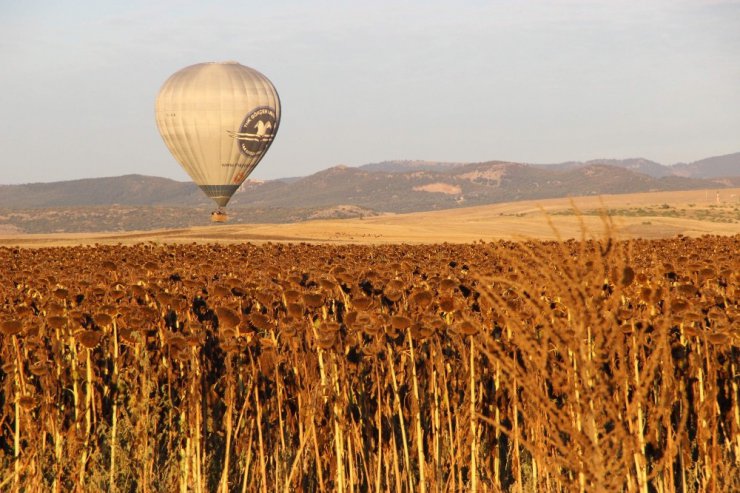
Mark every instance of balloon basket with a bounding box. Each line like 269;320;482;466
210;210;228;223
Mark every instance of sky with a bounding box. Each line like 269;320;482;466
0;0;738;184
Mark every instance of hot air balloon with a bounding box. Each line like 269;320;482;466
155;62;280;222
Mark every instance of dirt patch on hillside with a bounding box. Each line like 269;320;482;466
413;183;461;194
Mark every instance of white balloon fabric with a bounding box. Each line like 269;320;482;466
155;62;281;207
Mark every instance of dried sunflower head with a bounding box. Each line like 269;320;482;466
215;307;241;330
77;330;103;349
303;292;325;309
1;319;24;336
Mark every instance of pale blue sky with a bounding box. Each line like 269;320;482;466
1;0;738;184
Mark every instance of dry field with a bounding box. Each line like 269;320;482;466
0;220;738;491
0;188;738;246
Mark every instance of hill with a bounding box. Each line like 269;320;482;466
537;158;672;177
670;152;740;178
0;153;738;233
0;175;208;208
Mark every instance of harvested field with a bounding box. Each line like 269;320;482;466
1;187;738;246
0;231;738;491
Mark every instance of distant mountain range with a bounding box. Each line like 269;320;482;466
363;152;740;179
0;152;737;233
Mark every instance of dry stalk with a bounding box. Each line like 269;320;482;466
109;320;119;492
374;364;383;492
240;425;255;493
387;343;413;492
407;328;427;493
251;352;268;493
283;421;315;493
219;354;234;493
469;336;478;493
80;347;94;488
14;373;20;493
311;418;327;492
432;346;441;493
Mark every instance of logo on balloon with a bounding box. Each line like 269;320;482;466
228;107;277;157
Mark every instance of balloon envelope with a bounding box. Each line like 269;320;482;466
155;62;280;207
